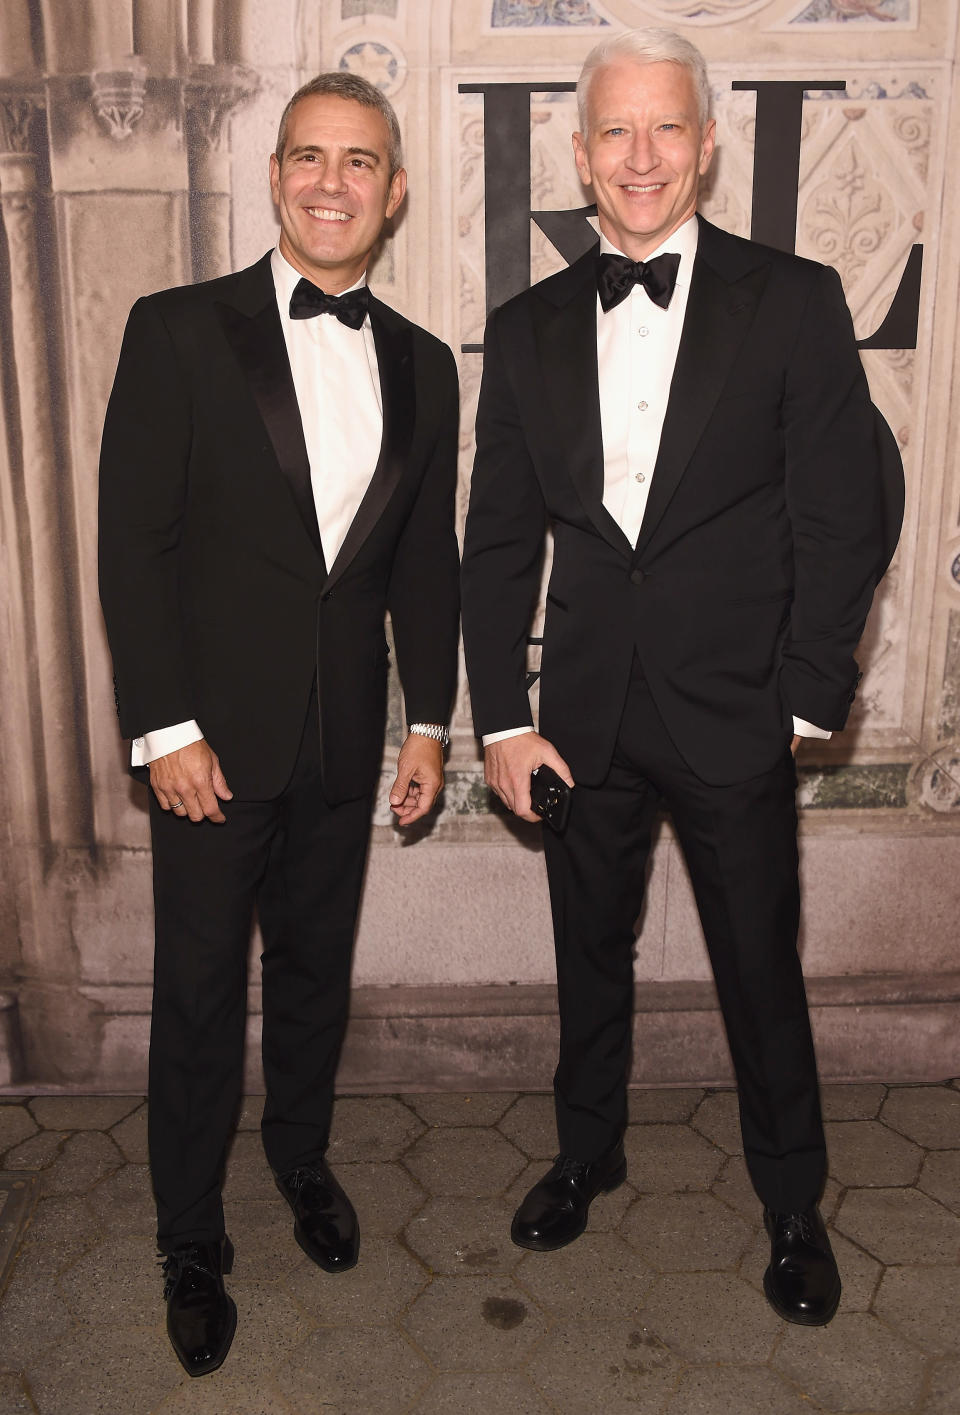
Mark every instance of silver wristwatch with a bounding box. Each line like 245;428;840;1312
408;722;450;748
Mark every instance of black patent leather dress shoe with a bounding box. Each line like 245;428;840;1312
511;1141;627;1251
276;1161;359;1273
763;1206;841;1325
162;1237;237;1377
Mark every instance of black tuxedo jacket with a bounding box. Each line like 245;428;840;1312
461;217;903;788
99;252;460;803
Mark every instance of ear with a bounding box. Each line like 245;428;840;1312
572;131;592;189
698;118;716;176
269;153;281;206
386;166;407;220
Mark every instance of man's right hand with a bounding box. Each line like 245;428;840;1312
485;732;574;823
149;739;233;823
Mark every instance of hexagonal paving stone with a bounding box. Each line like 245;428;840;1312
3;1129;67;1170
221;1132;278;1202
30;1096;141;1132
621;1191;753;1272
515;1231;651;1320
407;1092;517;1128
334;1160;426;1236
403;1126;525;1197
41;1131;123;1196
0;1258;74;1367
924;1357;960;1415
690;1091;742;1155
57;1233;159;1326
496;1094;558;1159
526;1319;682;1415
284;1234;426;1326
228;1199;300;1281
85;1162;155;1237
404;1196;519;1275
0;1374;33;1414
874;1264;960;1355
153;1371;297;1413
710;1153;758;1223
226;1278;316;1369
663;1364;814;1415
326;1096;424;1162
824;1119;923;1188
624;1124;725;1194
503;1159;636;1230
0;1104;37;1155
27;1322;181;1415
820;1082;886;1120
110;1103;149;1163
402;1275;548;1369
881;1085;960;1149
640;1271;779;1363
11;1194;99;1275
279;1328;430;1412
235;1096;264;1131
413;1372;551;1415
630;1089;704;1124
918;1148;960;1216
835;1186;960;1265
773;1311;928;1413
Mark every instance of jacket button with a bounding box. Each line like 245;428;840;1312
630;568;645;585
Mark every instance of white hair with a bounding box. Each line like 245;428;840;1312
576;27;712;133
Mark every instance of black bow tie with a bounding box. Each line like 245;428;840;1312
597;251;681;313
289;278;369;329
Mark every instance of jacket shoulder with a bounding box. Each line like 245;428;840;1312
696;217;832;290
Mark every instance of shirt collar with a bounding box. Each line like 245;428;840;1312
598;214;699;285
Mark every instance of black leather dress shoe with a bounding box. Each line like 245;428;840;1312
162;1237;237;1377
763;1206;841;1325
511;1141;627;1251
276;1161;359;1272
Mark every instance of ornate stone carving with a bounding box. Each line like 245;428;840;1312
0;93;42;156
336;40;407;98
90;65;147;142
184;63;259;153
912;746;960;814
803;137;895;290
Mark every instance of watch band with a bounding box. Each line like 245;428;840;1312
408;722;450;748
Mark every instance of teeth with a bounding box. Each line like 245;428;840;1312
624;184;664;193
306;208;351;221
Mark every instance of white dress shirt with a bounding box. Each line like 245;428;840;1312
132;248;383;766
484;217;828;747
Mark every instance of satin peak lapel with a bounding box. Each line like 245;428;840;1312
216;290;325;564
533;260;631;557
633;252;767;561
325;302;415;590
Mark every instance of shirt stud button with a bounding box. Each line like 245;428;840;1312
638;326;649;336
637;400;648;411
635;472;645;483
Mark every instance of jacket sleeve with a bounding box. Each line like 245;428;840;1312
387;341;462;728
779;264;900;730
460;307;547;737
98;296;196;740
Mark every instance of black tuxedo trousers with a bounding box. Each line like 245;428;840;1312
148;690;372;1250
545;657;824;1213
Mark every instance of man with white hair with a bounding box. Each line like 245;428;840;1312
461;28;900;1326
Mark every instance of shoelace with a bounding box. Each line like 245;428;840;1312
556;1154;590;1184
159;1245;216;1299
777;1211;819;1246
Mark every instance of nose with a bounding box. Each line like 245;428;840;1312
625;129;657;174
313;161;346;195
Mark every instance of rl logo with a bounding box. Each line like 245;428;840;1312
459;79;922;354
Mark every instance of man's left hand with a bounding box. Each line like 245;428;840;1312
389;734;444;826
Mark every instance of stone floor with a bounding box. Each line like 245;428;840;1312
0;1083;959;1414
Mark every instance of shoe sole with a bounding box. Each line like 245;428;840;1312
173;1295;238;1378
293;1220;359;1274
510;1159;628;1252
762;1268;841;1326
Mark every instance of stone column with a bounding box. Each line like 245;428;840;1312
184;63;259;282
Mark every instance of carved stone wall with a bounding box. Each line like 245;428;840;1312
0;0;957;1090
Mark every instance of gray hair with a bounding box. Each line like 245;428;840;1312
275;72;403;175
576;27;711;133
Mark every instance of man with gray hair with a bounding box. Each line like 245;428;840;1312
100;72;460;1373
462;28;900;1326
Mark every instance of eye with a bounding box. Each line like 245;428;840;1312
605;126;626;137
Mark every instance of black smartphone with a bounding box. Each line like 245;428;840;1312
530;764;572;833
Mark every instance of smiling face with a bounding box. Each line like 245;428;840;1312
269;93;406;293
572;59;715;261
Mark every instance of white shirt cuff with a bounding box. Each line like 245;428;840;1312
792;716;832;740
482;726;534;747
131;720;203;766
